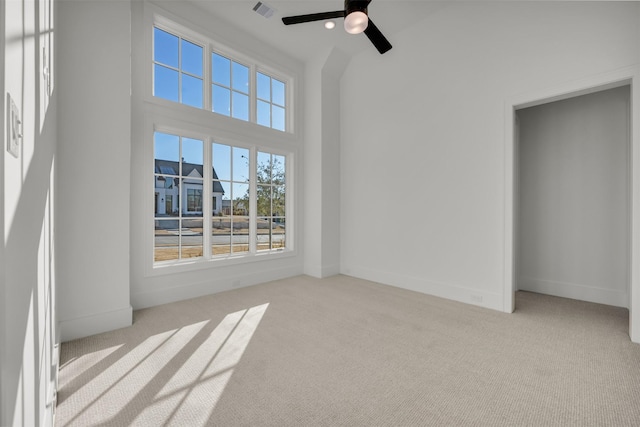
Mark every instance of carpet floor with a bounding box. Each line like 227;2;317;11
56;275;640;426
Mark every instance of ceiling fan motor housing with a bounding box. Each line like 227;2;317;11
345;0;369;17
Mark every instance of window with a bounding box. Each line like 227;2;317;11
149;17;294;269
153;27;203;108
211;53;249;121
187;189;202;212
257;73;286;131
154;132;204;261
257;152;286;250
154;133;288;263
153;26;290;132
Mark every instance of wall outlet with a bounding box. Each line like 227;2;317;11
470;294;483;303
7;93;21;158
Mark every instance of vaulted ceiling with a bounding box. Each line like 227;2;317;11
186;1;447;61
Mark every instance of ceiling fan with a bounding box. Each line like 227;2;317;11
282;0;392;54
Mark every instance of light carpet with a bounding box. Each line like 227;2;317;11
56;275;640;426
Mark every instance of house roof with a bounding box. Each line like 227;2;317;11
155;159;225;194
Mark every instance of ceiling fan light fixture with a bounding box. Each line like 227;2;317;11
344;11;368;34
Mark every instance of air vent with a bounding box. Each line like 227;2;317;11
253;2;276;19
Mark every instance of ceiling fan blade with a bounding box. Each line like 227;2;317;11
363;18;392;54
282;10;346;25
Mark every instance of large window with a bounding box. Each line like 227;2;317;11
153;26;289;132
150;18;294;268
154;132;288;264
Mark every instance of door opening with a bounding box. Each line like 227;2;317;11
515;86;630;308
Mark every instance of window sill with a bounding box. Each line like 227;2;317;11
147;248;297;277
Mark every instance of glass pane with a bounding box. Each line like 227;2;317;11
232;216;250;254
184;184;203;212
154;132;180;163
182;138;203;173
212;85;230;116
232;183;249;216
257;72;270;101
181;218;203;259
272;218;286;250
272;105;285;131
272;154;285;184
181;75;203;108
154;177;179;216
181;39;202;77
257;152;271;184
212;143;231;181
272;79;285;106
233;147;249;182
232;92;249;121
257;100;270;127
256;217;271;251
155;219;180;262
273;185;285;217
212;53;230;86
218;181;232;215
232;62;249;94
257;184;271;217
212;215;231;256
154;65;179;102
154;27;178;68
212;180;225;213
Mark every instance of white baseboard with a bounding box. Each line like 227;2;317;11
59;305;133;342
518;276;628;308
304;263;340;279
342;265;503;311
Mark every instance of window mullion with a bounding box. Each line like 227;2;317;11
250;64;257;124
249;147;257;254
202;139;212;259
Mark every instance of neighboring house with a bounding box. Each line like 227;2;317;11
154;159;225;216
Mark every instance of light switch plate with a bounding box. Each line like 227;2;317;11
7;93;20;158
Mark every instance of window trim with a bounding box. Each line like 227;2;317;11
145;116;297;277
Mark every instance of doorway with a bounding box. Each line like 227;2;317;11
515;86;630;308
503;66;640;342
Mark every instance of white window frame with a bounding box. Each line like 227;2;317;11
143;7;300;276
149;12;295;135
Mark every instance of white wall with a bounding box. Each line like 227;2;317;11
129;1;305;309
517;86;630;307
340;2;640;311
304;47;347;278
57;0;132;341
2;0;58;424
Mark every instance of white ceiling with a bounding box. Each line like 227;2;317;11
185;1;447;61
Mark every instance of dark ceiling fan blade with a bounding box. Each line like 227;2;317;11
363;18;392;54
282;10;346;25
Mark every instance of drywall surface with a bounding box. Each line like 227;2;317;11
304;47;346;278
517;86;630;307
2;0;58;424
339;1;640;310
57;0;132;341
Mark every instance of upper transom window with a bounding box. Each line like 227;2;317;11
153;26;290;132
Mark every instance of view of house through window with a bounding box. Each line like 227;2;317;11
154;132;205;261
154;132;287;263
